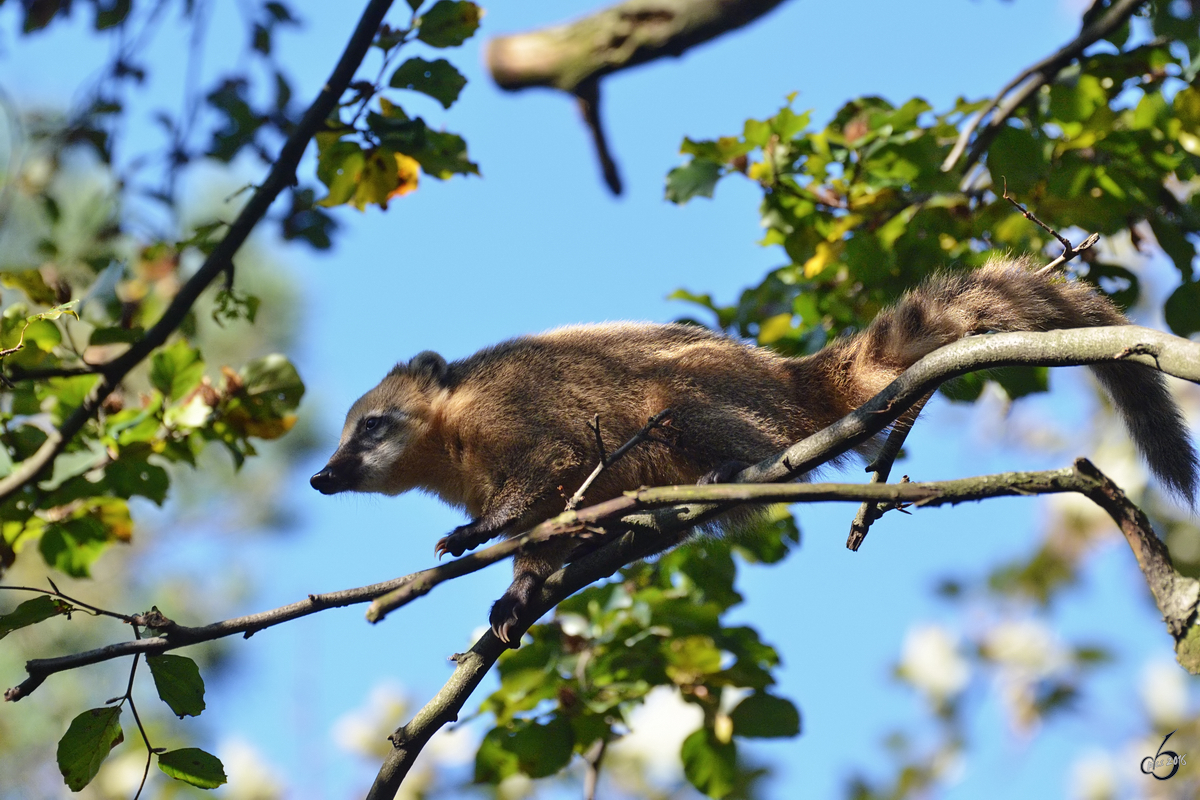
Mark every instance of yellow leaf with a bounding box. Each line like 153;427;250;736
757;313;794;344
389;153;420;199
803;241;842;278
747;160;772;183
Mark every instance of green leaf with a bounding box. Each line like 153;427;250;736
474;727;519;784
666;159;723;204
475;717;574;783
89;326;145;345
389;57;467;109
0;595;71;640
991;365;1049;400
729;692;801;738
57;707;123;792
987;125;1045;196
39;517;113;578
240;354;305;415
157;748;227;789
150;341;205;402
681;728;737;799
146;654;207;718
405;127;479;179
1149;212;1196;279
105;458;170;504
417;0;481;48
316;140;366;207
1165;280;1200;337
0;269;59;305
665;635;724;684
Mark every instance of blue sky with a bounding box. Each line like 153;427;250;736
4;0;1195;798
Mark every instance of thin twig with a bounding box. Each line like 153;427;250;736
1037;233;1100;275
565;409;672;511
583;738;607;800
0;581;138;624
4;571;419;702
575;79;622;195
846;393;928;551
1004;183;1074;253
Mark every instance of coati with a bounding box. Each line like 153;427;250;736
311;257;1198;643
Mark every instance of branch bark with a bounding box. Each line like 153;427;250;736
0;0;397;503
486;0;789;93
484;0;790;193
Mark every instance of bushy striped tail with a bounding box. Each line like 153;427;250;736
817;256;1198;498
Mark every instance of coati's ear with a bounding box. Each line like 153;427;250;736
404;350;449;387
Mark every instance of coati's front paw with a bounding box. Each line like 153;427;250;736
699;459;751;485
489;574;540;647
434;523;490;559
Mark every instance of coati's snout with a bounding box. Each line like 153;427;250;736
310;456;362;494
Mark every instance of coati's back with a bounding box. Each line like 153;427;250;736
427;322;821;518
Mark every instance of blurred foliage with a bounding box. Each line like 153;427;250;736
0;0;479;794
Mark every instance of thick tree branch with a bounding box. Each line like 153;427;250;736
0;0;396;503
941;0;1146;175
487;0;789;93
485;0;790;193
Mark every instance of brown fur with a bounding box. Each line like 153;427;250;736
311;257;1197;642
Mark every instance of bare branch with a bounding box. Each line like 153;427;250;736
486;0;790;93
846;393;928;551
0;0;397;503
4;573;415;702
485;0;790;192
941;0;1146;174
575;80;623;195
15;323;1200;703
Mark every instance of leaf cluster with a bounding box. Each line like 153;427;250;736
668;5;1200;399
474;509;801;798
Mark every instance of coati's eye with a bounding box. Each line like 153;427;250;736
364;417;379;432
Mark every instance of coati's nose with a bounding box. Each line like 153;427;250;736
310;467;341;494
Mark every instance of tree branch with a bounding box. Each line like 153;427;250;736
485;0;790;193
364;453;1200;797
4;573;415;702
941;0;1146;174
0;0;397;503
